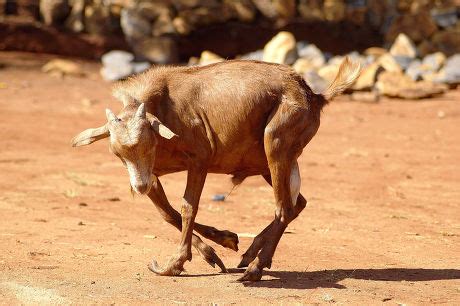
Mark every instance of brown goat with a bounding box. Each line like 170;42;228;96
72;58;360;281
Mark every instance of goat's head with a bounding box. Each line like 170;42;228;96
71;103;177;195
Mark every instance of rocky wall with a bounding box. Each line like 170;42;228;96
1;0;459;63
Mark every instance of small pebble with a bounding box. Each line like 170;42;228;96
212;194;226;201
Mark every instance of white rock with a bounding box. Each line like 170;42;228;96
390;33;417;59
101;50;135;66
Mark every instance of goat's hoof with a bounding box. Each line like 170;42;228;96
196;244;227;273
148;259;183;276
220;230;239;252
237;253;253;268
237;267;263;282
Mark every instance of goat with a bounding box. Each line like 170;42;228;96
72;57;360;281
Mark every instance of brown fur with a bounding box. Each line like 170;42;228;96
72;57;360;281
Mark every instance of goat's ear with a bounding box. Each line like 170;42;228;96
147;115;178;140
71;124;109;147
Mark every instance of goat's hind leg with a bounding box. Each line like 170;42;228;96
238;173;307;268
239;105;308;281
238;160;300;281
147;176;231;272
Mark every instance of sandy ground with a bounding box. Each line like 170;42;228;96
0;52;459;305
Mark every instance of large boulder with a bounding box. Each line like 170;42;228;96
376;71;447;99
385;11;437;44
225;0;256;22
40;0;70;26
298;0;324;21
429;29;460;56
133;36;178;64
430;7;458;28
263;31;298;65
252;0;296;20
65;0;84;32
84;1;116;35
120;6;151;43
323;0;345;22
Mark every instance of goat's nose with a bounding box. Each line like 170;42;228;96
134;183;149;194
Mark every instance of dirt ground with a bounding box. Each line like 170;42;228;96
0;52;459;305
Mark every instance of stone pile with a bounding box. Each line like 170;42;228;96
190;32;459;100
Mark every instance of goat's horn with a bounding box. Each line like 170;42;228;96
136;103;146;119
105;108;118;122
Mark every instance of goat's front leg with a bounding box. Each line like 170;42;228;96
149;166;207;276
147;176;227;272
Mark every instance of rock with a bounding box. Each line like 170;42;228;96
65;0;84;32
297;43;325;69
323;0;346;22
84;1;115;35
389;33;417;59
172;16;193;35
377;53;403;74
101;50;134;66
225;0;256;22
15;0;40;19
263;31;297;65
42;59;84;77
352;62;383;91
293;58;316;74
393;56;413;71
318;64;339;84
199;50;223;66
212;194;226;201
429;29;460;56
132;62;151;74
376;71;447;99
174;5;234;31
364;47;387;58
134;37;178;64
406;60;423;81
350;91;380;103
385;12;437;44
430;7;458;28
40;0;70;26
252;0;296;20
151;9;176;36
120;7;151;42
366;0;388;29
422;52;446;71
239;50;264;61
298;0;324;21
100;63;133;81
433;54;460;85
302;70;328;94
327;55;344;66
345;0;367;26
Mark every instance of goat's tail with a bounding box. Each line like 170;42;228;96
322;56;361;101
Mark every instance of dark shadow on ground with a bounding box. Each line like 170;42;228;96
229;268;460;289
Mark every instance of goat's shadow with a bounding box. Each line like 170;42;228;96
225;268;460;289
